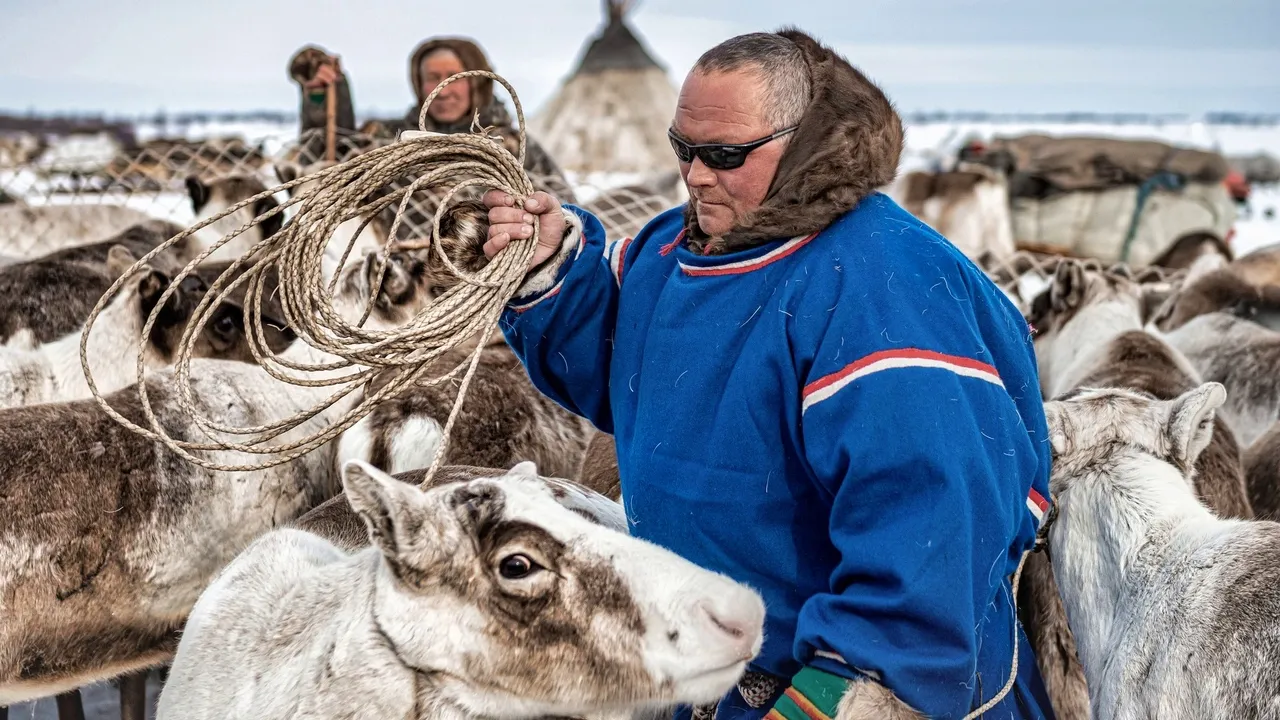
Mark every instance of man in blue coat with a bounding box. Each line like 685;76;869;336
479;28;1054;720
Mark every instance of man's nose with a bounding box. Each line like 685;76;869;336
685;157;716;187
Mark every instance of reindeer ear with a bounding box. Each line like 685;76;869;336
1131;266;1165;285
254;196;284;239
1165;382;1226;470
106;244;138;277
507;461;540;480
1027;286;1052;332
1043;401;1071;457
274;162;300;188
137;268;173;315
343;459;433;564
1051;260;1087;314
185;175;209;213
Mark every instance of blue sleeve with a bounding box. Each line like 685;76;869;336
500;205;621;433
791;264;1048;716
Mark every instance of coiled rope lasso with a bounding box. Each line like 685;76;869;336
79;70;537;485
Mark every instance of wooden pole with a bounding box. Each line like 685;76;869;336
54;690;85;720
325;57;341;164
119;671;149;720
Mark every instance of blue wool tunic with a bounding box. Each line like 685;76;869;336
500;193;1054;719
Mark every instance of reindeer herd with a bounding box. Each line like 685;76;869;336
2;168;1280;719
990;248;1280;719
0;166;754;720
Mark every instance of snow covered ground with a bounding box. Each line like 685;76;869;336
1233;184;1280;255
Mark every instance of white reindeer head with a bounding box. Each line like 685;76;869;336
1043;382;1227;499
342;459;765;718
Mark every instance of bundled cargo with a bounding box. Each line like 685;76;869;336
1010;177;1235;265
972;134;1238;266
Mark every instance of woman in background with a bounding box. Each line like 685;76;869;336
287;38;572;198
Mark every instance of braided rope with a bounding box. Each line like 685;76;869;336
79;70;536;484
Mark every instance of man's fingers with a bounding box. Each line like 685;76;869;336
523;191;557;214
488;207;533;226
485;191;559;269
483;189;515;209
483;234;510;259
308;65;337;87
488;223;533;240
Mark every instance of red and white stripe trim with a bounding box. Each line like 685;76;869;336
679;232;818;277
608;235;634;287
802;348;1004;413
509;278;564;314
1027;487;1049;525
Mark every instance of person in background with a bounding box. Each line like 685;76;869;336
289;38;572;198
287;45;356;137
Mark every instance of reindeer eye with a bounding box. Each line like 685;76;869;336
499;553;536;579
214;314;238;336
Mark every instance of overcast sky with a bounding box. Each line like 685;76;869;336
1;0;1276;117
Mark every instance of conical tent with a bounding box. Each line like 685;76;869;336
531;0;679;179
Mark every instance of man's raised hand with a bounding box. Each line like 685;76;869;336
482;190;566;268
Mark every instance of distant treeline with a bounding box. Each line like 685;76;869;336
901;111;1280;126
0;114;139;147
0;110;295;129
2;109;1277;139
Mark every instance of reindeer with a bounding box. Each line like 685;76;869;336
158;460;766;720
1149;262;1280;334
183;174;285;263
337;344;593;479
0;220;198;345
578;431;622;500
1043;384;1280;719
1244;422;1280;521
0;249;433;707
334;197;592;479
1023;260;1252;720
1158;312;1280;450
0;244;182;407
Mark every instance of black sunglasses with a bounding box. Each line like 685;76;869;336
668;126;799;170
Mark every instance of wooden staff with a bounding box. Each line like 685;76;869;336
325;57;341;163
